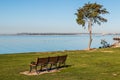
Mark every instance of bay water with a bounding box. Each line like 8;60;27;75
0;34;115;54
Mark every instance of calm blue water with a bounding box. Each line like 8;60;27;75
0;35;115;54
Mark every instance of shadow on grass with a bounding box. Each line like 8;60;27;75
20;65;72;76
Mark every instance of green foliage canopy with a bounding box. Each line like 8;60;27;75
75;2;109;27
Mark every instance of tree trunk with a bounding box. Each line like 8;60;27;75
88;20;92;50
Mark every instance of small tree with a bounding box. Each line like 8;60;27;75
75;2;109;50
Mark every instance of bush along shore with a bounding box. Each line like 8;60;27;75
0;47;120;80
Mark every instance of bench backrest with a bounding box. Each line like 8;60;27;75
36;55;67;66
48;56;58;64
36;57;49;66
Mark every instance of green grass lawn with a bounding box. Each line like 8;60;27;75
0;47;120;80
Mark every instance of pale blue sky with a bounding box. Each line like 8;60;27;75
0;0;120;34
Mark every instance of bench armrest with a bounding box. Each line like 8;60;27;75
30;61;36;65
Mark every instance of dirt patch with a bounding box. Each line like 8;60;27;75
20;69;60;76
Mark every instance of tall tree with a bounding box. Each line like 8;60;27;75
75;2;109;50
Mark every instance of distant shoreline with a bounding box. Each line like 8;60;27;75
0;33;119;36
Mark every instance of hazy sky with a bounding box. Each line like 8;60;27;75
0;0;120;34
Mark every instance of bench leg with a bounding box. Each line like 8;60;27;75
58;63;61;68
58;62;66;69
35;66;38;73
46;65;49;71
40;65;43;71
29;65;32;72
29;65;37;73
50;64;52;70
55;63;58;69
63;62;66;67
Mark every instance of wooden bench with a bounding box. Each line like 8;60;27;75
29;55;67;73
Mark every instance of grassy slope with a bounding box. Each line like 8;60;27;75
0;48;120;80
